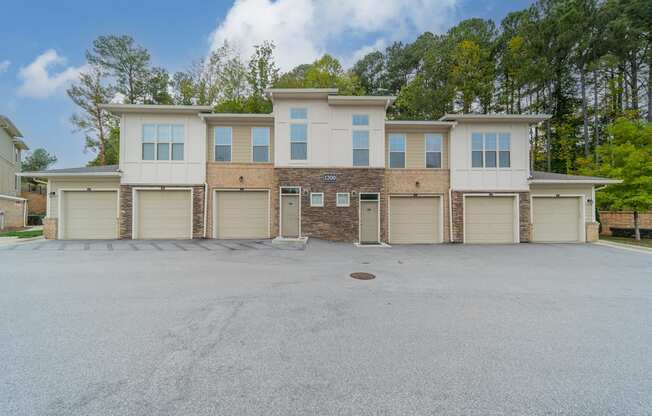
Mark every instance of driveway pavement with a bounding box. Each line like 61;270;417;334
1;240;651;415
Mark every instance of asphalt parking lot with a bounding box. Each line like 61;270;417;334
2;240;651;415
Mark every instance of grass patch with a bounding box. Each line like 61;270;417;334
0;229;43;238
601;235;652;248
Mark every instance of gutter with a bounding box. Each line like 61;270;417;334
18;172;122;178
528;179;622;185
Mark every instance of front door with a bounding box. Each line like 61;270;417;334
360;194;379;243
281;194;300;237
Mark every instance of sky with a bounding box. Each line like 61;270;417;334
0;0;533;168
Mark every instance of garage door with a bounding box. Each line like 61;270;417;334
532;197;581;242
465;196;516;244
62;191;117;239
390;196;440;244
137;190;191;239
215;191;268;239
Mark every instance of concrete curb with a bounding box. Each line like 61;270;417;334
0;236;44;246
595;240;652;255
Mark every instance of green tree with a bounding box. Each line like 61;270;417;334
245;41;279;113
351;51;386;95
275;55;362;95
21;149;57;172
66;66;118;166
145;67;173;105
86;35;151;104
578;117;652;239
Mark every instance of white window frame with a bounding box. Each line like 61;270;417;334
251;127;271;163
336;192;350;207
214;126;233;162
352;130;370;167
290;108;308;161
310;192;324;207
425;133;443;169
141;123;185;162
471;132;511;169
388;134;406;169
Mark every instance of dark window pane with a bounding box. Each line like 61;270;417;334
353;149;369;166
291;142;307;160
485;150;496;168
389;152;405;168
472;150;483;167
253;146;269;162
215;145;231;162
172;143;184;160
142;143;155;160
426;152;441;168
360;193;378;201
157;143;170;160
499;151;510;167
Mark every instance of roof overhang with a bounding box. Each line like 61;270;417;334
386;120;456;129
529;178;622;185
327;95;396;109
0;115;23;138
440;114;552;123
199;113;274;123
100;104;213;115
265;88;338;101
19;171;121;178
12;138;29;150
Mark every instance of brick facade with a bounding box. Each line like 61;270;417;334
275;168;386;242
586;222;599;242
0;197;26;229
43;217;57;239
119;185;205;239
598;210;652;236
451;191;530;243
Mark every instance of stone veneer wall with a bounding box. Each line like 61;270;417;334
43;217;57;239
275;168;386;242
586;222;599;242
0;197;26;229
205;163;277;238
385;169;450;242
598;210;652;236
451;191;530;243
119;185;205;239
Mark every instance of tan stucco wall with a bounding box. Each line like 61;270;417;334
385;169;451;242
48;177;121;218
206;163;277;239
385;129;449;169
0;197;26;228
206;123;274;164
529;183;594;222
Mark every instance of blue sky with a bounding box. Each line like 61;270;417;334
0;0;533;168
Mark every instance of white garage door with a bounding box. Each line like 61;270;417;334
137;190;192;239
390;196;440;244
62;191;118;239
532;197;581;242
215;191;269;239
465;196;516;244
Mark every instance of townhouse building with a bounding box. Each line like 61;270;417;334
22;88;619;244
0;115;28;229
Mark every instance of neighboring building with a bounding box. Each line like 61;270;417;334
21;89;620;243
0;115;28;229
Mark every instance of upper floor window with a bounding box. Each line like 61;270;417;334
471;132;511;168
252;127;270;163
352;131;369;167
214;127;232;162
352;114;370;167
352;114;369;126
388;134;406;168
14;148;19;163
142;124;184;161
290;108;308;160
425;134;442;168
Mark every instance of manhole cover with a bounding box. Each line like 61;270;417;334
350;272;375;280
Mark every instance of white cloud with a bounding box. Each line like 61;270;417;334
17;50;86;99
0;60;10;74
209;0;458;71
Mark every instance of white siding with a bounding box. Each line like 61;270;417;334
0;127;19;196
48;177;120;218
529;183;594;222
450;122;530;190
273;99;385;168
120;113;206;184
